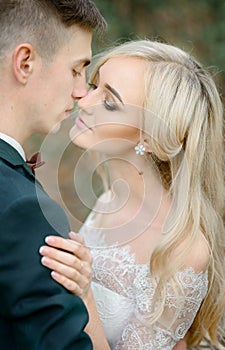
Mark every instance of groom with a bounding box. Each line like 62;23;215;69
0;1;106;349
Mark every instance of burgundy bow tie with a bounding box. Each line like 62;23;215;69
26;152;45;175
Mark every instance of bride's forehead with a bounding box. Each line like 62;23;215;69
98;57;147;81
96;57;146;106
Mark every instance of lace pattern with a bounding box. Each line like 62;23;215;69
79;206;208;349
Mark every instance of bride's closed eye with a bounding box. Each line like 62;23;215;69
88;82;97;90
103;93;119;111
88;82;119;112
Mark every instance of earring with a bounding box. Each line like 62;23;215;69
134;144;146;156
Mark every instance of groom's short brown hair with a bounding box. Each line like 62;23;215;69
0;0;106;60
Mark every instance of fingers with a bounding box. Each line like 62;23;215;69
50;271;84;296
69;231;85;245
40;251;91;296
40;245;84;273
44;235;92;265
39;234;93;298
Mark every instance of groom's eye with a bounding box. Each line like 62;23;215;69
73;69;82;77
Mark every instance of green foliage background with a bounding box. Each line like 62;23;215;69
94;0;225;96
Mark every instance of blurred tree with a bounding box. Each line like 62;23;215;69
94;0;225;95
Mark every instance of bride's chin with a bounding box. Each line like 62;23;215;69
69;126;78;143
69;126;86;147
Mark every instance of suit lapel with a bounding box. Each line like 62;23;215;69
0;139;36;179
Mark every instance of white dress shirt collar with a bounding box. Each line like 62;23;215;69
0;132;26;161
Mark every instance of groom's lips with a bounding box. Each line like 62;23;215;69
64;110;71;118
64;106;74;117
75;117;93;131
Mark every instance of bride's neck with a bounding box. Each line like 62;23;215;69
108;151;161;191
96;153;170;248
106;152;167;218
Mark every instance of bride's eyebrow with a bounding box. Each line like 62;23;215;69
96;69;124;104
104;83;124;105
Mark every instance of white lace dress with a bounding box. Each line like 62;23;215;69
79;193;208;350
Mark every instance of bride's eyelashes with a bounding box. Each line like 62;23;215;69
103;94;119;111
88;82;119;112
88;82;97;90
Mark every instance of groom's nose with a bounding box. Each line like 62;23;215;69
72;77;88;100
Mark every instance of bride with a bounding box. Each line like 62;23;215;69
40;40;225;349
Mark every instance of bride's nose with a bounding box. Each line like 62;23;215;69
77;89;96;113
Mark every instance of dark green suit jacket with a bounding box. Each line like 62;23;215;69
0;139;92;350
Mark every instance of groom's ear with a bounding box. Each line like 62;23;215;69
12;44;35;85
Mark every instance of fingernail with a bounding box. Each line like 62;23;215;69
39;246;48;254
39;246;44;254
51;271;60;278
41;257;48;265
45;236;55;244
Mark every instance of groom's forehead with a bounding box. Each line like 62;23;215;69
60;27;92;63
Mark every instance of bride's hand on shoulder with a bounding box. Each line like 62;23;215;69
39;232;92;299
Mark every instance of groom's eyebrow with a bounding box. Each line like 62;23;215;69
105;83;124;105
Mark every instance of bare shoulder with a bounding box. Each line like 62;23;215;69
174;232;210;273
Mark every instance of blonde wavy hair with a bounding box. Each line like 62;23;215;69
88;40;225;347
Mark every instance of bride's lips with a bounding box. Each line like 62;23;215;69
75;116;92;131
